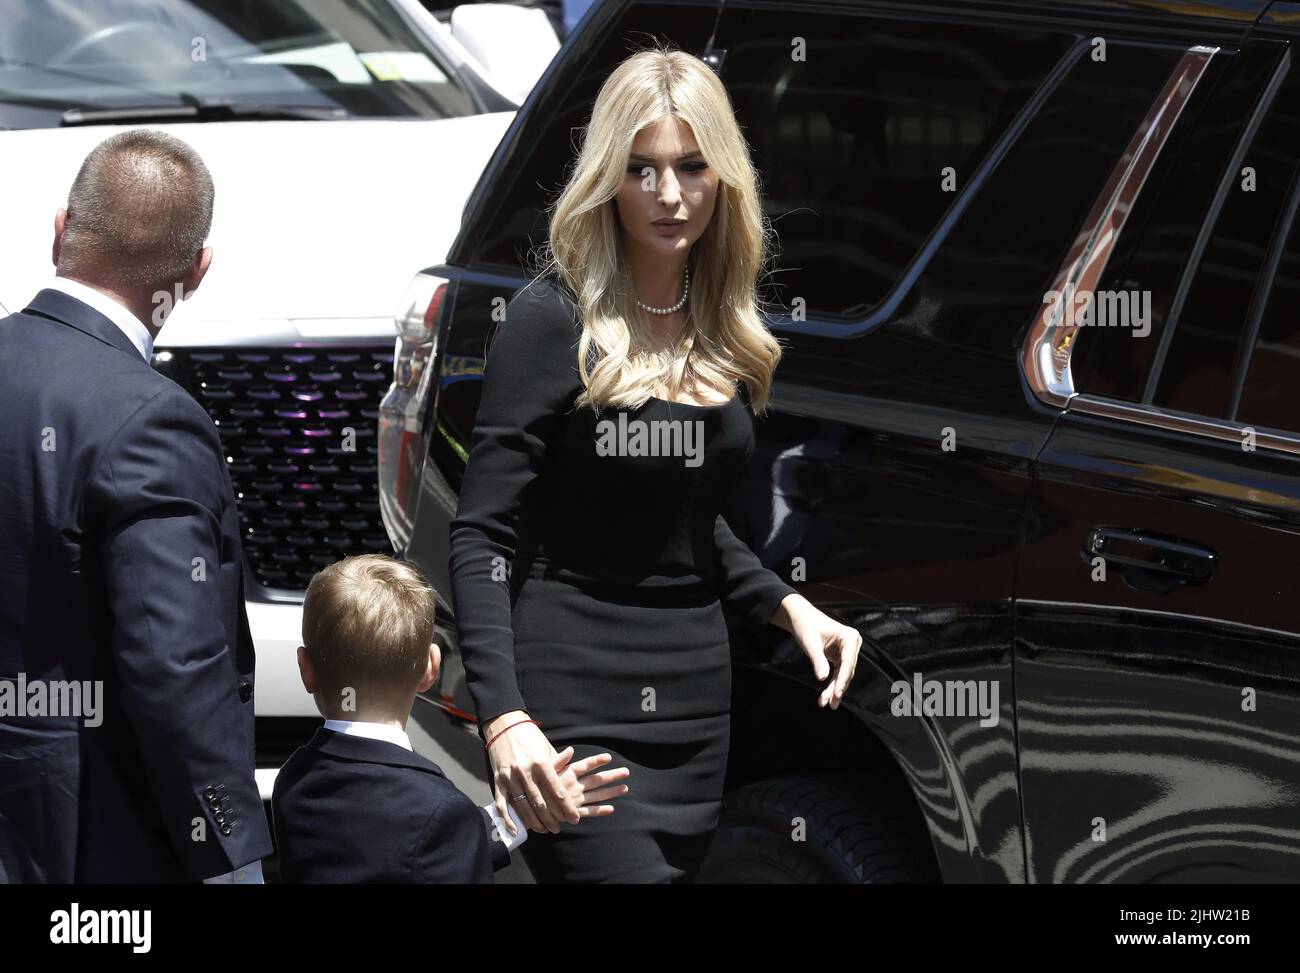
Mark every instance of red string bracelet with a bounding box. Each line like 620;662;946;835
484;718;540;750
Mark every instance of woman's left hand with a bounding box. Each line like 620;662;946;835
775;595;863;709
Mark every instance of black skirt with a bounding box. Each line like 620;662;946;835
508;572;732;884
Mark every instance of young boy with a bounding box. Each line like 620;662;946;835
272;554;627;883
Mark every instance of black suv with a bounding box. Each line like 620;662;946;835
378;0;1300;882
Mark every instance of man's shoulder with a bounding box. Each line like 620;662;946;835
130;376;215;429
10;301;184;382
2;307;207;441
94;380;221;475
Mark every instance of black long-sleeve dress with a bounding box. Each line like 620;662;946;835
448;273;797;883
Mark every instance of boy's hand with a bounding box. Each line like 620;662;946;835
551;748;630;819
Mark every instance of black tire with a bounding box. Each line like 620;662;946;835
697;775;940;883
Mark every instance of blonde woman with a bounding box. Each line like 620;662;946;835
448;45;862;883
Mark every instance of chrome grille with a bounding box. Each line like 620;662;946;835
158;346;394;592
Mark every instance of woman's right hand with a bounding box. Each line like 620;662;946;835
484;711;583;834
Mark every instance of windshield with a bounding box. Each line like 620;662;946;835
0;0;476;128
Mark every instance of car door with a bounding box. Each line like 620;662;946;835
1015;35;1300;882
704;0;1191;879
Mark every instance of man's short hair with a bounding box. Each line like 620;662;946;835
59;128;214;295
301;555;436;705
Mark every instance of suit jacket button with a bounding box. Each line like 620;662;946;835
203;786;216;799
239;682;253;702
220;825;233;836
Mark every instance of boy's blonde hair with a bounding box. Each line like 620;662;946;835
301;554;435;705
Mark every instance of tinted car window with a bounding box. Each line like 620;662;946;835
1236;186;1300;435
1073;47;1273;402
713;7;1074;319
1153;59;1300;417
1073;44;1299;421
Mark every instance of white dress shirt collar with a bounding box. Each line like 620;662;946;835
44;276;154;363
323;718;413;752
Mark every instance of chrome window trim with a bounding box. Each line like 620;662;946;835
1020;45;1300;460
1021;45;1218;409
1068;393;1300;457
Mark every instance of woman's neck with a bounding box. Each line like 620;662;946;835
626;252;689;311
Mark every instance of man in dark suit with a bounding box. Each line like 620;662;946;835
0;129;271;882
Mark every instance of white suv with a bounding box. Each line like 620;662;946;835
0;0;552;799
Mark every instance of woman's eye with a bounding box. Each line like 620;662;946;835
625;163;710;174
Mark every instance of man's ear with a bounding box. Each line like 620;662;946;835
52;207;68;267
181;245;213;300
416;642;441;693
296;644;318;694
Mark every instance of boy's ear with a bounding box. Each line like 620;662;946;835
416;642;441;693
296;644;318;694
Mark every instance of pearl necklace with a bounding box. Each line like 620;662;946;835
635;266;690;315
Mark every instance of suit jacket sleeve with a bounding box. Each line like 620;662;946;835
84;385;269;880
447;281;580;729
414;794;495;883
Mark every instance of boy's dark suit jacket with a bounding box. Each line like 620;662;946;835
0;288;271;883
272;727;511;883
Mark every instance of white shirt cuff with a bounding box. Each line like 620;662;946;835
202;860;265;884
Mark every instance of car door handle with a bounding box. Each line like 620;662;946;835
1083;527;1216;584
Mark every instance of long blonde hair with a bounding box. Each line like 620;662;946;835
527;43;783;413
